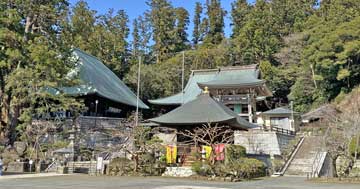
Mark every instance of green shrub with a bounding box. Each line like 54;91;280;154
225;158;266;179
108;157;134;176
225;145;246;164
191;160;212;176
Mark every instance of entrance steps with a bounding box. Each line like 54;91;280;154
285;136;324;176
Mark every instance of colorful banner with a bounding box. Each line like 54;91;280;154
214;144;225;161
166;145;177;164
202;146;212;159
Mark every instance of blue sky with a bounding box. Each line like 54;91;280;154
68;0;256;41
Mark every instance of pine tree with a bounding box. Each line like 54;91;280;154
0;0;84;144
174;7;190;52
146;0;176;62
231;0;250;37
192;2;203;45
203;0;226;45
132;19;141;56
70;0;96;51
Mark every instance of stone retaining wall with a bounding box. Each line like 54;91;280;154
234;130;295;155
162;167;194;177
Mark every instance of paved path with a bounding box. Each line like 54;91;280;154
0;175;359;189
0;173;68;180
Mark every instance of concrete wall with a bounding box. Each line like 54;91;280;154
154;133;177;145
234;130;295;156
319;153;334;177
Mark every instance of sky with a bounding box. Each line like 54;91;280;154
68;0;256;41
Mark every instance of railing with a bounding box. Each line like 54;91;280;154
219;95;249;104
45;161;58;172
310;149;327;178
264;126;296;136
274;136;305;176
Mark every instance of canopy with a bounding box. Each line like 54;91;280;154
149;93;258;130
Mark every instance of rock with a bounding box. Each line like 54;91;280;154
225;176;233;182
14;142;26;156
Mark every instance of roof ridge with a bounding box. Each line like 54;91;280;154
73;48;104;63
191;64;258;73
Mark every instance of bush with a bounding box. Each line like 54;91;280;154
225;158;266;179
139;152;166;176
108;157;134;176
191;160;212;176
225;145;246;164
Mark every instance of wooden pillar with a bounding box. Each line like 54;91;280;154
247;94;253;123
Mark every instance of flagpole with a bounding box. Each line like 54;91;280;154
136;56;141;127
181;51;185;105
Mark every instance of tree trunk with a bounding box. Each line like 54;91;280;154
7;105;20;145
332;156;338;178
133;154;139;172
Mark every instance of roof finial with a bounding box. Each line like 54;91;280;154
204;86;209;94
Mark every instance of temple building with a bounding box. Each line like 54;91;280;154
52;48;149;118
149;88;257;149
257;107;300;133
150;90;256;130
149;65;272;123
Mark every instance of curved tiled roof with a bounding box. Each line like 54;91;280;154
149;93;257;129
149;65;272;106
58;49;149;109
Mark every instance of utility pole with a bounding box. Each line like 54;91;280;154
135;56;141;127
181;51;185;105
291;101;295;131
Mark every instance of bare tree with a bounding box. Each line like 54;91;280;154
101;124;163;172
177;123;234;165
325;100;360;177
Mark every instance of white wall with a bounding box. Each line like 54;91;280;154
234;130;295;156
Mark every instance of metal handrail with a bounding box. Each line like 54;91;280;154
274;136;305;176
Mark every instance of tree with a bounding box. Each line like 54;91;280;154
325;107;360;177
174;7;190;52
132;19;141;56
178;123;234;165
0;0;84;145
146;0;176;62
192;2;203;45
231;0;250;37
203;0;226;45
232;0;280;64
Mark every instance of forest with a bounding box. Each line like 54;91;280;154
1;0;360;143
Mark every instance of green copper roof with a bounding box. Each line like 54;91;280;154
60;49;149;109
149;94;257;129
148;70;216;105
261;107;297;115
197;66;264;88
149;65;271;105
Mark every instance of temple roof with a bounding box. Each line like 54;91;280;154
197;65;264;88
149;70;216;105
54;49;149;109
261;107;297;115
301;104;340;122
149;93;257;129
149;65;272;106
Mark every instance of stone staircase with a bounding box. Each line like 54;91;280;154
285;136;324;176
